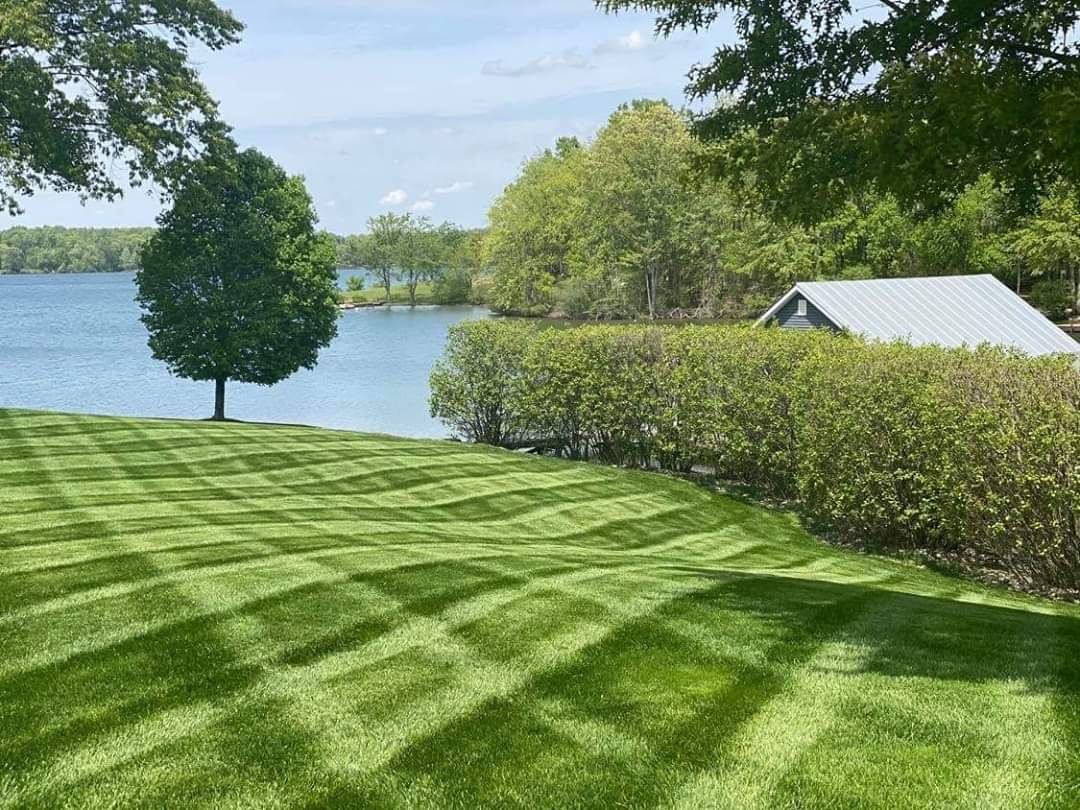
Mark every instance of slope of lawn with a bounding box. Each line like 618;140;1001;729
0;408;1078;809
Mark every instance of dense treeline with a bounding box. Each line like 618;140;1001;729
0;227;154;274
431;321;1080;591
485;100;1080;321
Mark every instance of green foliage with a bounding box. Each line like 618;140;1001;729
344;274;366;293
1008;181;1080;309
0;226;153;273
1031;279;1074;321
573;101;702;319
794;344;1080;587
346;216;475;305
598;0;1080;220
485;137;584;316
356;213;409;300
431;320;1080;589
432;266;473;305
486;101;1027;320
136;147;339;419
429;320;538;445
0;0;242;214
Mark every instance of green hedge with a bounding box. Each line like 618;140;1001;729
430;320;1080;589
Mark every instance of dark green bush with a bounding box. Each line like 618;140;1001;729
432;266;473;304
430;320;1080;589
1030;279;1074;322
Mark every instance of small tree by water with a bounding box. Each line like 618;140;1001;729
136;146;339;420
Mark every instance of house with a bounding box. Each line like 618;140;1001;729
756;274;1080;357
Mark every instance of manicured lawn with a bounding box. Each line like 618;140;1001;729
0;409;1078;809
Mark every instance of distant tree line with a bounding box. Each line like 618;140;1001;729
0;227;155;274
484;100;1080;321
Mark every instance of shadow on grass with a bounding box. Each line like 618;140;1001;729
311;569;1080;808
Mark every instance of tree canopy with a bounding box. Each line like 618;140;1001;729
483;100;1077;321
136;147;339;420
0;0;242;214
598;0;1080;221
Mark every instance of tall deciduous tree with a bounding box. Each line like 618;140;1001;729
0;0;242;214
136;147;339;421
575;101;700;319
484;137;585;315
598;0;1080;221
359;213;409;302
1008;181;1080;308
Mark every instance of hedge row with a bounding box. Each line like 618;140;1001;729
429;321;1080;590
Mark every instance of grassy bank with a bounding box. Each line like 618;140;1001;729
339;282;438;306
1;409;1078;808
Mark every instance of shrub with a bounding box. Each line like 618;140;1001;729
430;320;1080;589
666;326;834;496
432;267;472;305
792;342;963;548
933;350;1080;587
429;320;535;445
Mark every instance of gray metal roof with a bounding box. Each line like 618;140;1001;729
757;274;1080;356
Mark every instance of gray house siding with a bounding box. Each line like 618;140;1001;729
773;296;836;331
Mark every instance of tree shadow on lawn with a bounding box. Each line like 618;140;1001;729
312;569;1080;808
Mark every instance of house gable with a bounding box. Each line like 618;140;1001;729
772;295;836;331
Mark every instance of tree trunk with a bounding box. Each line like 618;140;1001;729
382;268;392;302
212;377;226;421
645;267;657;319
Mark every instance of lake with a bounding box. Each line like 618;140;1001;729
0;271;491;437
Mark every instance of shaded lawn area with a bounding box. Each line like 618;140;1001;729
0;409;1077;809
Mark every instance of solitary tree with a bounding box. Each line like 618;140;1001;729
359;213;409;301
398;215;450;307
1;0;242;215
136;147;339;420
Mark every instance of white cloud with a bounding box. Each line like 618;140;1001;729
380;189;408;205
481;49;590;78
409;200;435;213
373;127;389;136
326;199;337;207
595;30;651;55
434;181;474;195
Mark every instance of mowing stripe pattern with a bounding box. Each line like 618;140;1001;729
0;409;1078;809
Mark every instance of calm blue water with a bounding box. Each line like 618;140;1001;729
0;271;490;437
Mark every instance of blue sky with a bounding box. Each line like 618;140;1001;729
18;1;728;233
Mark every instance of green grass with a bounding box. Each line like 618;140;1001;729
340;282;438;305
1;409;1078;809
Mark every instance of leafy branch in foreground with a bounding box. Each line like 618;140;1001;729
0;0;243;214
597;0;1080;221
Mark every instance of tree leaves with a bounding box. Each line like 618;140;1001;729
0;0;242;214
135;147;339;404
598;0;1080;220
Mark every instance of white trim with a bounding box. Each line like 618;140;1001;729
754;285;801;326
